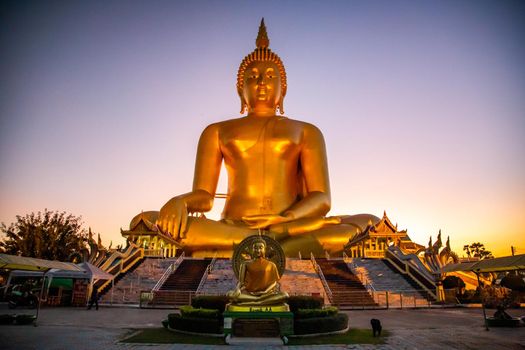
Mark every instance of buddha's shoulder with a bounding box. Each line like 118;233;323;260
203;117;245;130
202;116;322;133
281;117;321;130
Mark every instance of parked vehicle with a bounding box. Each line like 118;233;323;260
7;284;39;309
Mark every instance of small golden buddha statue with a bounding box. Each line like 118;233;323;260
153;19;378;256
227;237;288;306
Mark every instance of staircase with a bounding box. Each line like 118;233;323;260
280;259;328;304
382;259;435;301
153;258;212;305
197;258;236;295
99;257;176;304
316;258;376;308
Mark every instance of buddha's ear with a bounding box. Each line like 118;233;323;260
240;97;248;114
277;96;285;115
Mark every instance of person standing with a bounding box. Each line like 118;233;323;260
87;287;98;310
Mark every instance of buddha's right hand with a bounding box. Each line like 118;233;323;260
156;196;189;240
156;190;215;239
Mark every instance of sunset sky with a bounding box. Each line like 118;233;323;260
1;1;524;257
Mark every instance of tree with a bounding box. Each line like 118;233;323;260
463;242;493;260
463;245;471;258
0;210;88;261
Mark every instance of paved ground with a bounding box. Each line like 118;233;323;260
0;303;524;349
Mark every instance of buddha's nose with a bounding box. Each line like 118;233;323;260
257;75;266;85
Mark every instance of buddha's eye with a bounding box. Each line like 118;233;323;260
249;69;259;79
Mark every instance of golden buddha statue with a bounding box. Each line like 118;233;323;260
227;236;288;306
154;19;379;256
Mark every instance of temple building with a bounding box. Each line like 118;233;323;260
120;211;182;258
344;211;424;258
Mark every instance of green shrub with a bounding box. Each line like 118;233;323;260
295;306;338;319
294;313;348;335
161;319;169;329
167;313;223;334
15;314;36;325
179;305;220;319
191;295;229;312
287;295;324;313
457;289;481;304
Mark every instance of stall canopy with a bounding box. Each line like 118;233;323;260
0;253;84;272
442;254;525;273
77;262;114;280
8;262;114;281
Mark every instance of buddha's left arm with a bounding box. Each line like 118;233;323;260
282;123;331;219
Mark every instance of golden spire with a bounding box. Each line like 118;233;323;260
256;18;269;48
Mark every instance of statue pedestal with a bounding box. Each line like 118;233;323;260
223;305;293;338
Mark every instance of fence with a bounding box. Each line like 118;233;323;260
137;289;446;309
328;289;435;309
140;290;196;308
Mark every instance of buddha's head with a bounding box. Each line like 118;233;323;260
237;19;287;115
252;237;267;258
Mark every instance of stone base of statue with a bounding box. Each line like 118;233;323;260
223;307;294;338
226;304;290;312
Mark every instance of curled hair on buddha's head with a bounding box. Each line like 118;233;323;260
237;18;287;115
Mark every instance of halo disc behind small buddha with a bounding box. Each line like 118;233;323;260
231;235;286;279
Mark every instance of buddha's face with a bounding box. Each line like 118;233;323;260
252;242;266;258
243;61;282;112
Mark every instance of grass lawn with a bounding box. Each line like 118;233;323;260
287;329;389;345
121;328;226;345
122;327;388;345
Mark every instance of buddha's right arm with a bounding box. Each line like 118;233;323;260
156;124;222;238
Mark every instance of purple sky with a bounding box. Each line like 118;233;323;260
1;0;524;257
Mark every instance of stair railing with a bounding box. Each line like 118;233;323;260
196;253;218;294
342;254;376;293
97;243;144;293
310;253;333;303
207;252;218;274
385;247;437;300
152;252;185;292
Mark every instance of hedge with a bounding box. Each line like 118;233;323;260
295;306;338;319
294;313;348;335
287;295;324;313
191;295;229;313
167;313;223;334
179;305;220;319
15;314;36;325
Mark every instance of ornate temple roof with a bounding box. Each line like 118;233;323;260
344;211;412;248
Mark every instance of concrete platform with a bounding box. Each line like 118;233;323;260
225;335;284;346
1;302;524;349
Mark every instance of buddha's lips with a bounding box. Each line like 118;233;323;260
257;90;267;100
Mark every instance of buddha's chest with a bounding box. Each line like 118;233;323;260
219;121;302;158
246;260;273;275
